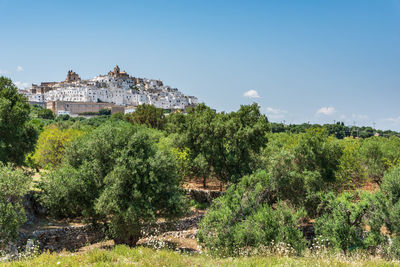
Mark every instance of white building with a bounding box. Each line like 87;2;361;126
20;66;198;111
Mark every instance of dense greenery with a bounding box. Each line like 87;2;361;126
31;126;84;169
166;103;269;187
198;171;305;256
3;76;400;261
271;122;400;139
125;104;165;129
39;121;186;246
260;128;342;216
314;192;372;253
0;77;38;165
0;163;31;246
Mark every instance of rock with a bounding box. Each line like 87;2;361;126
25;239;35;253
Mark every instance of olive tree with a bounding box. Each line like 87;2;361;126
166;103;269;187
40;121;186;246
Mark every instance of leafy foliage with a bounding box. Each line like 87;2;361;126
125;104;165;129
198;171;305;256
335;138;366;189
0;77;38;165
0;163;31;246
37;108;55;120
32;125;84;169
261;128;343;216
40;121;186;246
314;192;371;253
167;103;269;186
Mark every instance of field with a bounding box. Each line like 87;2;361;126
3;246;400;267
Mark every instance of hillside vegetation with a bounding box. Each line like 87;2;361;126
2;77;400;264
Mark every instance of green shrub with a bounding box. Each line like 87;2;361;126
0;163;31;246
335;137;367;190
261;128;343;216
371;167;400;256
39;165;99;219
198;171;306;256
359;137;386;185
314;191;371;254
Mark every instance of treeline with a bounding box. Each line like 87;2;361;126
271;122;400;139
2;76;400;259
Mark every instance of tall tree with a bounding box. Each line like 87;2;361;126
0;77;38;165
168;103;269;187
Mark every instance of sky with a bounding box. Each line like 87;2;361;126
0;0;399;130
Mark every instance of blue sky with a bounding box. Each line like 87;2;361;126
1;0;399;130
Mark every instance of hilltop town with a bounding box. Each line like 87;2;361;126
20;65;198;115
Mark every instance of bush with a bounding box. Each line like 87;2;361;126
314;191;371;254
335;137;366;190
359;137;386;185
371;167;400;244
198;171;306;256
40;121;187;246
39;165;98;218
0;163;31;246
261;128;343;216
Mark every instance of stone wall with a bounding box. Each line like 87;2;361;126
142;215;204;237
25;225;105;252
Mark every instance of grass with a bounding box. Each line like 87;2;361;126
3;246;400;267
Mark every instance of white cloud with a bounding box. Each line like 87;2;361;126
16;66;24;72
265;106;287;120
316;106;336;116
243;90;260;98
14;81;29;89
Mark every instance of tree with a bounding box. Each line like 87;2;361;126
335;137;366;190
214;103;269;184
37;108;55;120
32;125;84;169
126;104;165;129
0;163;31;246
40;121;186;246
166;103;269;187
261;128;343;216
359;137;386;185
95;130;186;245
0;77;38;165
98;108;111;116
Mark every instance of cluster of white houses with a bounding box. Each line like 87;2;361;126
20;65;198;116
